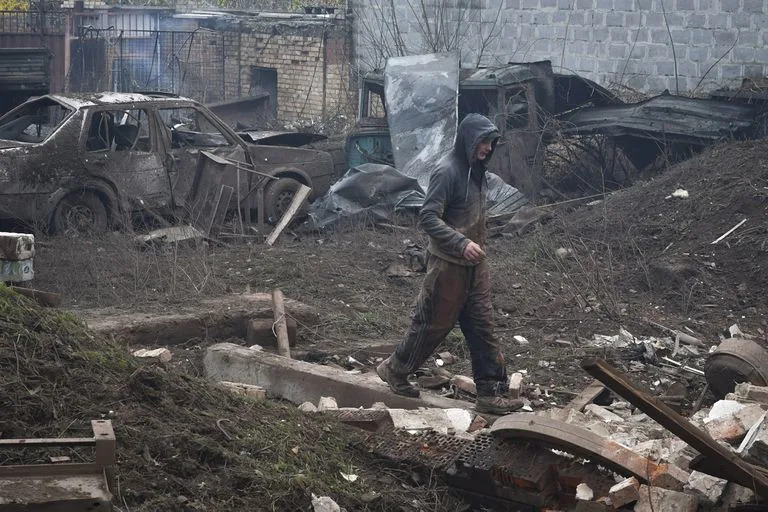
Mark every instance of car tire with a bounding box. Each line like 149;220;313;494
264;177;306;224
53;191;109;235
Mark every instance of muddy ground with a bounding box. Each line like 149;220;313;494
4;138;767;510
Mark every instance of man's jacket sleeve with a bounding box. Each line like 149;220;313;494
419;170;470;258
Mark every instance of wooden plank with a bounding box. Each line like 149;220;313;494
565;379;606;412
271;289;291;358
205;185;233;238
265;184;311;246
582;359;768;498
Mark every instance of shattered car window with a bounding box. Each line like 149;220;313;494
0;98;72;144
157;107;231;149
86;109;151;152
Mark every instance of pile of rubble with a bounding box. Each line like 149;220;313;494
283;353;767;511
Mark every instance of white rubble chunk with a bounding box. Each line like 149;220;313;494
132;347;172;362
508;372;524;398
705;400;744;423
576;483;594;501
585;404;625;423
317;396;338;411
686;471;727;503
298;402;318;413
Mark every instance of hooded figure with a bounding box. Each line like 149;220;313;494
377;114;523;414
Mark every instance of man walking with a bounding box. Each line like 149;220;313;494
377;113;523;414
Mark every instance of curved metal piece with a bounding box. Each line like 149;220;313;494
706;338;768;398
490;413;662;484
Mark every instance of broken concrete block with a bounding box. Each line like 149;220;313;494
508;372;524;399
467;414;488;432
705;403;766;443
720;482;756;507
298;402;318;413
734;382;768;403
575;482;594;501
585;404;625;423
634;485;698;512
451;375;476;395
573;499;610;512
445;408;473;433
562;408;589;426
632;439;664;460
584;421;612;438
246;317;297;347
648;463;689;492
317;396;338;411
686;470;727;504
609;477;640;508
388;408;465;435
218;381;266;400
132;347;172;362
371;402;388;410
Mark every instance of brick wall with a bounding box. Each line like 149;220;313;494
214;16;356;123
352;0;768;93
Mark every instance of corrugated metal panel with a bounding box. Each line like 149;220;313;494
0;48;50;90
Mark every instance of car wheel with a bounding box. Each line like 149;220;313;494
53;191;109;235
264;177;306;223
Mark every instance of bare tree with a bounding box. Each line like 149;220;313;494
354;0;507;70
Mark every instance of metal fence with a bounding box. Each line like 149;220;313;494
68;27;228;103
0;8;66;34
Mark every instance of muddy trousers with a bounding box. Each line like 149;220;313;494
389;254;507;396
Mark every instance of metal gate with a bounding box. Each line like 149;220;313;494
69;27;228;103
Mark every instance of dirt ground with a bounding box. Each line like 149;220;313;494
4;138;767;510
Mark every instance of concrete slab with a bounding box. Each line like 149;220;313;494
0;474;111;511
78;293;319;346
204;342;476;410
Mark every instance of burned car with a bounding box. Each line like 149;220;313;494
0;92;335;234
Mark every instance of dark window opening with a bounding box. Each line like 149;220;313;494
250;67;278;117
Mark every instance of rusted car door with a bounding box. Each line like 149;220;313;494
80;107;171;210
155;105;250;209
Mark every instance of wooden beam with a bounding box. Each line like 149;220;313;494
271;289;291;358
265;184;311;246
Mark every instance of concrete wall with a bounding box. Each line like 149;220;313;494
352;0;768;93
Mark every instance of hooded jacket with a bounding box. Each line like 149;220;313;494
420;113;500;266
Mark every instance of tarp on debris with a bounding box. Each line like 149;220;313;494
307;164;425;228
385;52;459;191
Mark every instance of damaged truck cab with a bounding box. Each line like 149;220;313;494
0;92;333;233
346;60;619;197
347;61;556;196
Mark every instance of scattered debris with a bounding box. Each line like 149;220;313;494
134;225;205;247
665;188;689;199
711;218;748;245
450;375;477;396
131;347;172;363
609;477;640;508
298;402;318;413
311;494;341;512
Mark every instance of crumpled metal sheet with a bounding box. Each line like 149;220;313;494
385;52;459;191
486;172;529;217
559;93;759;143
307;163;425;228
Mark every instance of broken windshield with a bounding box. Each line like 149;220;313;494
0;98;72;144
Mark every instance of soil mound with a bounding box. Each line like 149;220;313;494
0;284;451;511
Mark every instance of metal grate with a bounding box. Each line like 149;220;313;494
369;429;470;471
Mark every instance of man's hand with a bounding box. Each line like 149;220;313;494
463;241;485;263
